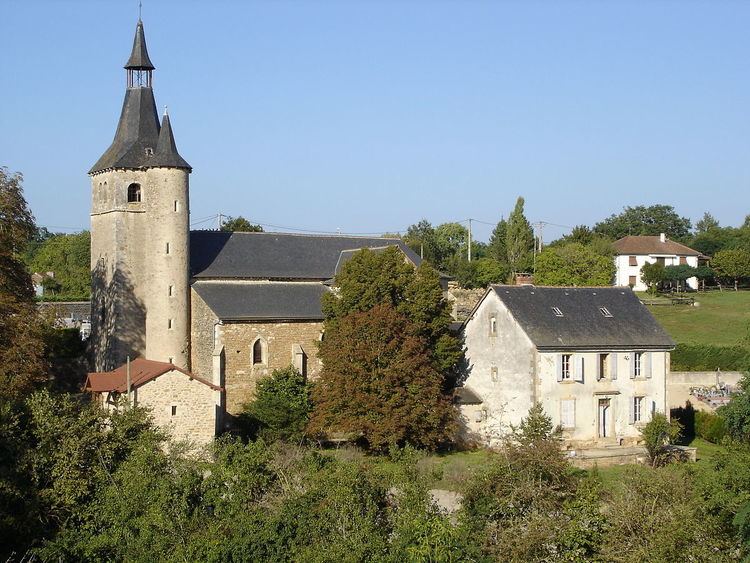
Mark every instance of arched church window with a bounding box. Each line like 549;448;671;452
252;338;266;365
127;183;142;203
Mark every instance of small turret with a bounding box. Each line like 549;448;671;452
151;109;191;169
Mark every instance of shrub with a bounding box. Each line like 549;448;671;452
720;373;750;443
670;343;750;372
239;366;311;443
695;410;728;443
640;413;682;467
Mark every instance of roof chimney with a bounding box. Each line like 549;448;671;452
659;233;666;243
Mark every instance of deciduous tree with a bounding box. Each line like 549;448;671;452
308;304;457;451
534;243;615;286
221;216;264;232
594;204;692;240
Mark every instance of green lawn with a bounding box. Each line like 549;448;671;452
640;291;750;348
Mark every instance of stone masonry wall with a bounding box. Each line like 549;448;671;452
133;369;216;445
220;320;324;415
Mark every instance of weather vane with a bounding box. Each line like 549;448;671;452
139;1;142;20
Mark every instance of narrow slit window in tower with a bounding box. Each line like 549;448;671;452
165;242;170;254
127;183;141;203
168;285;174;297
174;200;179;212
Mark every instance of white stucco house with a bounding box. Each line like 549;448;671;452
613;234;703;291
458;285;675;448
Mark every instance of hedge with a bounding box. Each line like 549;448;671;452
695;410;727;443
671;344;750;372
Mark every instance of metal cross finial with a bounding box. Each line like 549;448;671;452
139;1;142;20
164;105;169;116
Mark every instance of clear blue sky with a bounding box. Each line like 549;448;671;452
2;0;748;243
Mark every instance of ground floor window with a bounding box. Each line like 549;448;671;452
560;399;575;429
631;396;644;424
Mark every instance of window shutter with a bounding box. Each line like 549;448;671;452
611;353;618;380
629;354;636;379
556;355;562;382
574;355;584;382
628;398;635;424
596;354;602;380
644;352;652;379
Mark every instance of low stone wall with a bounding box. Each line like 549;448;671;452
667;370;743;410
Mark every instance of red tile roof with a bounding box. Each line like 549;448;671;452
84;358;221;393
612;236;701;257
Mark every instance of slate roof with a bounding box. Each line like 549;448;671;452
84;358;221;393
190;231;421;280
90;20;190;173
193;281;331;320
124;19;155;70
613;236;701;257
486;285;675;351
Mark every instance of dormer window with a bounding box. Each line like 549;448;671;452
599;307;613;318
145;147;154;157
127;183;141;203
551;307;563;317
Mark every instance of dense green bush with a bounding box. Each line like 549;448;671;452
695;410;728;443
238;366;311;443
670;343;750;371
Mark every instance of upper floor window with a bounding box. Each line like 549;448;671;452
633;352;642;377
628;255;638;266
127;183;142;203
560;354;572;380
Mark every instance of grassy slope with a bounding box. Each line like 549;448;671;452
639;291;750;348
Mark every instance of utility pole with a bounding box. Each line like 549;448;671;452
126;355;131;408
467;218;472;261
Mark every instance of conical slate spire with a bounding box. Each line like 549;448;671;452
151;111;191;169
124;19;155;70
90;20;190;173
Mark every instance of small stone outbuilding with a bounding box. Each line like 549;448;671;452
84;358;222;446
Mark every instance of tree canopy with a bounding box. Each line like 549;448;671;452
593;205;692;240
313;246;461;450
534;243;615;286
220;216;264;232
506;196;534;274
25;231;91;298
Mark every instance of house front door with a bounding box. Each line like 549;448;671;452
598;399;611;438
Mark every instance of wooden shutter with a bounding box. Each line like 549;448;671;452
574;355;584;382
644;352;652;379
596;354;602;380
629;354;637;379
556;355;562;382
611;353;618;380
628;397;635;424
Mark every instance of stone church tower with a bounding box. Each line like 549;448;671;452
89;19;191;371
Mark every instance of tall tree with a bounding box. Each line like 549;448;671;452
220;216;264;232
308;304;457;452
593;205;692;240
321;246;461;375
696;212;720;234
488;217;508;265
506;197;534;274
0;168;48;402
403;219;439;263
